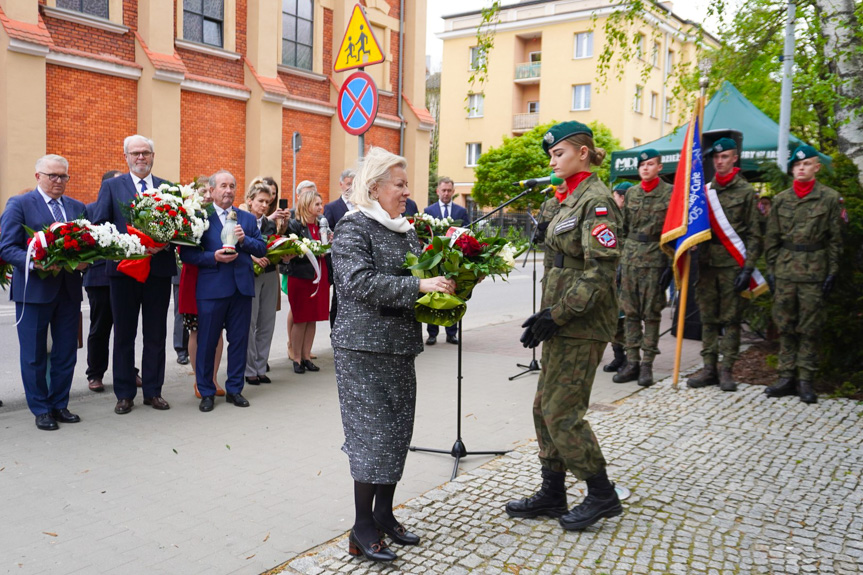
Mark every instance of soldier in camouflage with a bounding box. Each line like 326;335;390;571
764;145;841;404
603;181;632;373
687;138;762;392
506;121;624;532
612;150;673;387
533;180;566;277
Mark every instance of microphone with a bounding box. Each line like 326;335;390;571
512;173;565;189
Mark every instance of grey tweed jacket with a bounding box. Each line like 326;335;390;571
330;211;424;356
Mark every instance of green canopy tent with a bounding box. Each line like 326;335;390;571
610;81;831;181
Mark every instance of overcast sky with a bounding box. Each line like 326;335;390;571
425;0;724;73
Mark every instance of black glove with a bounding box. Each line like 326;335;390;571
659;266;673;290
733;268;753;293
767;274;776;294
520;311;540;347
532;221;550;244
529;308;560;347
822;274;836;297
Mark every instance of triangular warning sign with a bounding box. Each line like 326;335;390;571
334;4;386;73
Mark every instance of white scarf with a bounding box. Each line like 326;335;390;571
356;200;412;233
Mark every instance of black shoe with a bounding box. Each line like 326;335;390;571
612;361;640;384
425;336;437;345
293;361;306;374
176;350;190;365
51;408;81;424
559;490;623;531
687;364;718;388
719;366;737;392
302;359;320;372
505;468;568;518
226;393;250;407
373;516;420;546
245;376;260;386
765;377;796;398
797;380;817;404
199;396;215;412
266;362;270;373
348;529;397;562
602;344;626;372
446;335;459;345
258;375;272;384
637;362;654;387
35;413;59;431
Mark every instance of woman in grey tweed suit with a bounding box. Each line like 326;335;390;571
331;147;455;563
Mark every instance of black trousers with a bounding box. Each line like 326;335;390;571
109;274;171;400
427;323;457;338
85;286;112;381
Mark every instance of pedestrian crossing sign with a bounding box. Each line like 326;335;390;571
334;4;385;73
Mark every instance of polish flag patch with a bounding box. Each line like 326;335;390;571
595;206;608;216
591;223;617;248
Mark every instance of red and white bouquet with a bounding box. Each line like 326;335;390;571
254;233;329;276
406;213;459;242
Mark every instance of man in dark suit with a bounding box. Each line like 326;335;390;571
0;154;87;430
323;169;355;230
403;197;418;216
90;135;175;414
180;170;267;412
423;176;470;345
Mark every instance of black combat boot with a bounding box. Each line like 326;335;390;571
765;377;796;398
637;362;654;387
686;364;718;388
719;366;737;392
505;467;568;518
602;344;626;373
797;380;817;404
612;361;640;383
559;469;623;531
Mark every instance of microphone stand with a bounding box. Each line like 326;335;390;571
509;204;542;380
410;184;548;480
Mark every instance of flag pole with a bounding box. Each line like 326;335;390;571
672;254;690;389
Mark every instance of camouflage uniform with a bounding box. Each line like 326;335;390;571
536;196;562;281
619;179;672;363
695;173;762;368
534;175;621;480
765;182;841;381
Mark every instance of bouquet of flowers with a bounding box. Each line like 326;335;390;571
406;213;460;242
254;234;329;276
404;226;527;326
24;219;147;278
0;258;11;289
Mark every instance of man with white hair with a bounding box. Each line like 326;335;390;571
90;135;175;415
0;154;87;430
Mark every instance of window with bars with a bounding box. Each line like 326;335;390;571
282;0;314;70
183;0;224;47
56;0;109;19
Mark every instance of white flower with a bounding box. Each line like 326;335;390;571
499;244;516;270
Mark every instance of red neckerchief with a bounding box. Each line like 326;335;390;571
714;167;740;188
793;179;816;199
641;177;660;193
557;172;592;203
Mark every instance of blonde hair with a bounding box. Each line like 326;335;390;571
351;147;408;210
564;134;607;167
245;177;273;203
295;189;322;223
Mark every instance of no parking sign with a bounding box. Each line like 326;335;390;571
337;70;378;136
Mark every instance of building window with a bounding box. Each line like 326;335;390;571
56;0;109;18
282;0;314;70
527;101;540;114
572;84;591;111
635;34;644;60
650;92;658;118
652;41;660;67
467;94;484;118
663;97;672;123
466;143;482;167
573;31;593;59
528;51;542;63
469;46;486;70
183;0;224;47
634;86;643;113
666;49;674;71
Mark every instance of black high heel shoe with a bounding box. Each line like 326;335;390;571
293;361;305;374
374;516;420;546
302;359;320;372
348;529;397;562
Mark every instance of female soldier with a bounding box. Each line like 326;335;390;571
506;121;624;531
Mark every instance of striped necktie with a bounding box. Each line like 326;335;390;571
49;199;65;223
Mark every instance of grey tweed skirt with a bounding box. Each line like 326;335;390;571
334;347;417;484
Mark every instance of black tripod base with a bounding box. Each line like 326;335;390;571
410;439;509;481
509;358;541;380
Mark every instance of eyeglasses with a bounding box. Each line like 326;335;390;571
38;172;71;182
127;151;153;158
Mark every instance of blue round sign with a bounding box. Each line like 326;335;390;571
338;71;378;136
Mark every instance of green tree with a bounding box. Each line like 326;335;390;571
471;121;621;210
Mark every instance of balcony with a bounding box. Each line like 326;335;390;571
514;62;541;84
512;113;540;133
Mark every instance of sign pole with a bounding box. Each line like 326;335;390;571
358;66;365;160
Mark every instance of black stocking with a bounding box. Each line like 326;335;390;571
353;481;378;542
373;483;399;529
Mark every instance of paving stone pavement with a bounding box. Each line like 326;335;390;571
275;379;863;575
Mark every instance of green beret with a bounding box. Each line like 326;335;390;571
613;181;634;193
637;149;660;167
788;144;819;169
708;137;738;154
542;121;594;155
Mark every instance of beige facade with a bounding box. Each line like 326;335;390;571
437;0;714;202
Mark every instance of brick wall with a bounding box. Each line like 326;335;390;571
46;65;138;204
365;126;400;158
180;91;246;197
281;110;332;204
40;8;136;63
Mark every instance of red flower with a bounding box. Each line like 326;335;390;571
182;218;189;225
33;246;47;260
168;210;178;217
44;231;55;243
82;233;96;247
66;239;80;251
424;244;435;252
455;234;482;257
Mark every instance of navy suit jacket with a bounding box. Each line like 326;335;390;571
324;197;349;230
425;201;469;225
403;198;419;217
179;207;267;299
89;172;176;278
82;200;108;288
0;190;86;304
